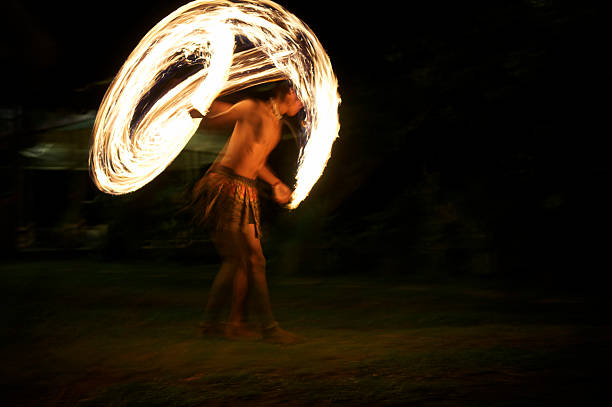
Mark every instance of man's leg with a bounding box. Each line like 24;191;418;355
202;231;245;328
241;224;275;325
241;224;300;344
228;266;248;325
209;229;260;339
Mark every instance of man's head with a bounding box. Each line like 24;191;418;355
279;87;303;117
250;80;303;117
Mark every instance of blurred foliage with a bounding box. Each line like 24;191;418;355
4;2;607;279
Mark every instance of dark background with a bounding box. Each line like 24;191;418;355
1;0;608;284
1;2;611;406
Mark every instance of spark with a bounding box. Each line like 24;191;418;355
89;0;340;209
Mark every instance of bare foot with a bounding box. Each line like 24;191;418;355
225;323;262;341
262;322;302;345
199;322;226;338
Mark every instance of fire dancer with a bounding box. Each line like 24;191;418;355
188;81;302;344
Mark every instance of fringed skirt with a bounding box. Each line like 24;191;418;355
189;165;261;238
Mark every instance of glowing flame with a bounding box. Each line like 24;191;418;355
89;0;340;209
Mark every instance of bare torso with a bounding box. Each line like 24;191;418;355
216;100;281;179
191;88;301;204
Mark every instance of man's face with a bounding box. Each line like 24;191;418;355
284;89;303;117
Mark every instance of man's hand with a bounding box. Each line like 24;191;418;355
272;182;292;205
189;108;204;118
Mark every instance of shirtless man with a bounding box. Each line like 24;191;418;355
188;81;302;344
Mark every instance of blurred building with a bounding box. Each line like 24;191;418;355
1;107;228;256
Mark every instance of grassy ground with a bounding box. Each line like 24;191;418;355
2;257;610;406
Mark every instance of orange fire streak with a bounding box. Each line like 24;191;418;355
89;0;340;209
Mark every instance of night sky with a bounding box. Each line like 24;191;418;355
1;0;608;280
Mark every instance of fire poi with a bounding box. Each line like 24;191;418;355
89;0;340;209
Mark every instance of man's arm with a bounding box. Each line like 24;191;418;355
189;99;255;129
189;100;232;118
258;164;292;205
257;164;282;187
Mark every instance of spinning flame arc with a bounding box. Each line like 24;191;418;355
89;0;340;209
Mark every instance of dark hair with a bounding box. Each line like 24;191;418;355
218;80;291;103
248;80;292;100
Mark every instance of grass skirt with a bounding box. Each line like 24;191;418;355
189;165;261;238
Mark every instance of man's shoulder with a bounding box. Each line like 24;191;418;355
234;99;263;122
234;99;259;112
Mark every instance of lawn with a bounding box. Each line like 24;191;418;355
2;257;610;406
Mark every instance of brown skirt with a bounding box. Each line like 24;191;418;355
189;165;261;238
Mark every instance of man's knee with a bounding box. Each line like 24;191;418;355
223;255;247;269
248;253;266;271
